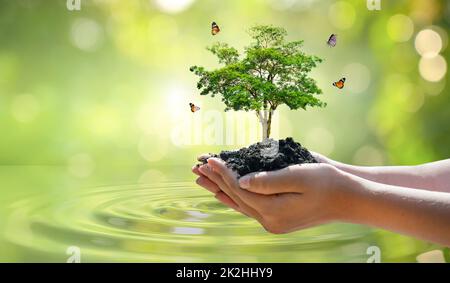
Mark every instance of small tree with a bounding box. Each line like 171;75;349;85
190;25;326;140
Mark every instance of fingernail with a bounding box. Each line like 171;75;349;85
206;160;215;171
207;158;217;165
208;158;222;172
239;176;250;189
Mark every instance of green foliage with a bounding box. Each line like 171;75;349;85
190;25;326;115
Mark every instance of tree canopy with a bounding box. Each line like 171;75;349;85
190;25;326;138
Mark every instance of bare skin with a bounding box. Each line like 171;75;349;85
192;156;450;246
312;152;450;193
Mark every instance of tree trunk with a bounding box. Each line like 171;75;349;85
257;109;273;141
266;109;273;139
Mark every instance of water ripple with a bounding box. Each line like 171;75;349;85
4;182;373;262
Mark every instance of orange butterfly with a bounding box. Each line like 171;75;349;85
211;22;220;35
189;103;200;113
333;77;346;89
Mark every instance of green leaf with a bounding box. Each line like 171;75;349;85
190;25;326;114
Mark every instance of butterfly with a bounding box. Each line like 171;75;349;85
189;103;200;113
211;22;220;35
333;77;346;89
327;34;337;47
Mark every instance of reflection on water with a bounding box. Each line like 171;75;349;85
0;166;432;262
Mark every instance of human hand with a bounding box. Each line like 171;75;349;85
192;156;352;234
311;152;450;193
310;151;345;168
192;154;450;244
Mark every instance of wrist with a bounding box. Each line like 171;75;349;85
328;168;367;223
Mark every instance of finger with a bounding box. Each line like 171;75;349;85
199;163;249;207
196;176;221;194
214;192;251;217
195;166;252;217
214;191;239;210
198;164;227;189
207;158;272;212
199;162;263;219
197;153;212;163
309;151;327;163
192;165;203;176
238;166;302;195
206;158;238;188
310;152;343;169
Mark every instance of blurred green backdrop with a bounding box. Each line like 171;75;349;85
0;0;448;167
0;0;448;262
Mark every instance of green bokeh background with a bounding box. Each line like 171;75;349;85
0;0;448;262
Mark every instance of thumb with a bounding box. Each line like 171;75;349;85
238;167;299;195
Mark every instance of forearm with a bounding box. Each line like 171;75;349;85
329;159;450;192
338;173;450;246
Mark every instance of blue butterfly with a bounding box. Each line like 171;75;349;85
327;34;337;47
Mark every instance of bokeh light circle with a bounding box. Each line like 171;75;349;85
153;0;195;14
342;63;371;93
416;250;446;263
10;94;40;123
387;14;414;42
268;0;297;11
328;1;356;30
419;55;447;82
415;29;442;58
268;0;315;11
70;18;104;52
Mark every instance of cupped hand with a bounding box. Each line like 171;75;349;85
192;156;351;234
310;151;342;167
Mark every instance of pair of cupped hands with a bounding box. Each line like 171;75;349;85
192;152;352;234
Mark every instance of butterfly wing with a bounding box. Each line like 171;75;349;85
327;34;337;47
190;103;200;112
333;78;345;89
211;22;220;35
211;27;220;35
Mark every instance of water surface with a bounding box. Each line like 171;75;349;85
0;166;433;262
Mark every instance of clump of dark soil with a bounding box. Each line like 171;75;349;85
199;137;317;177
